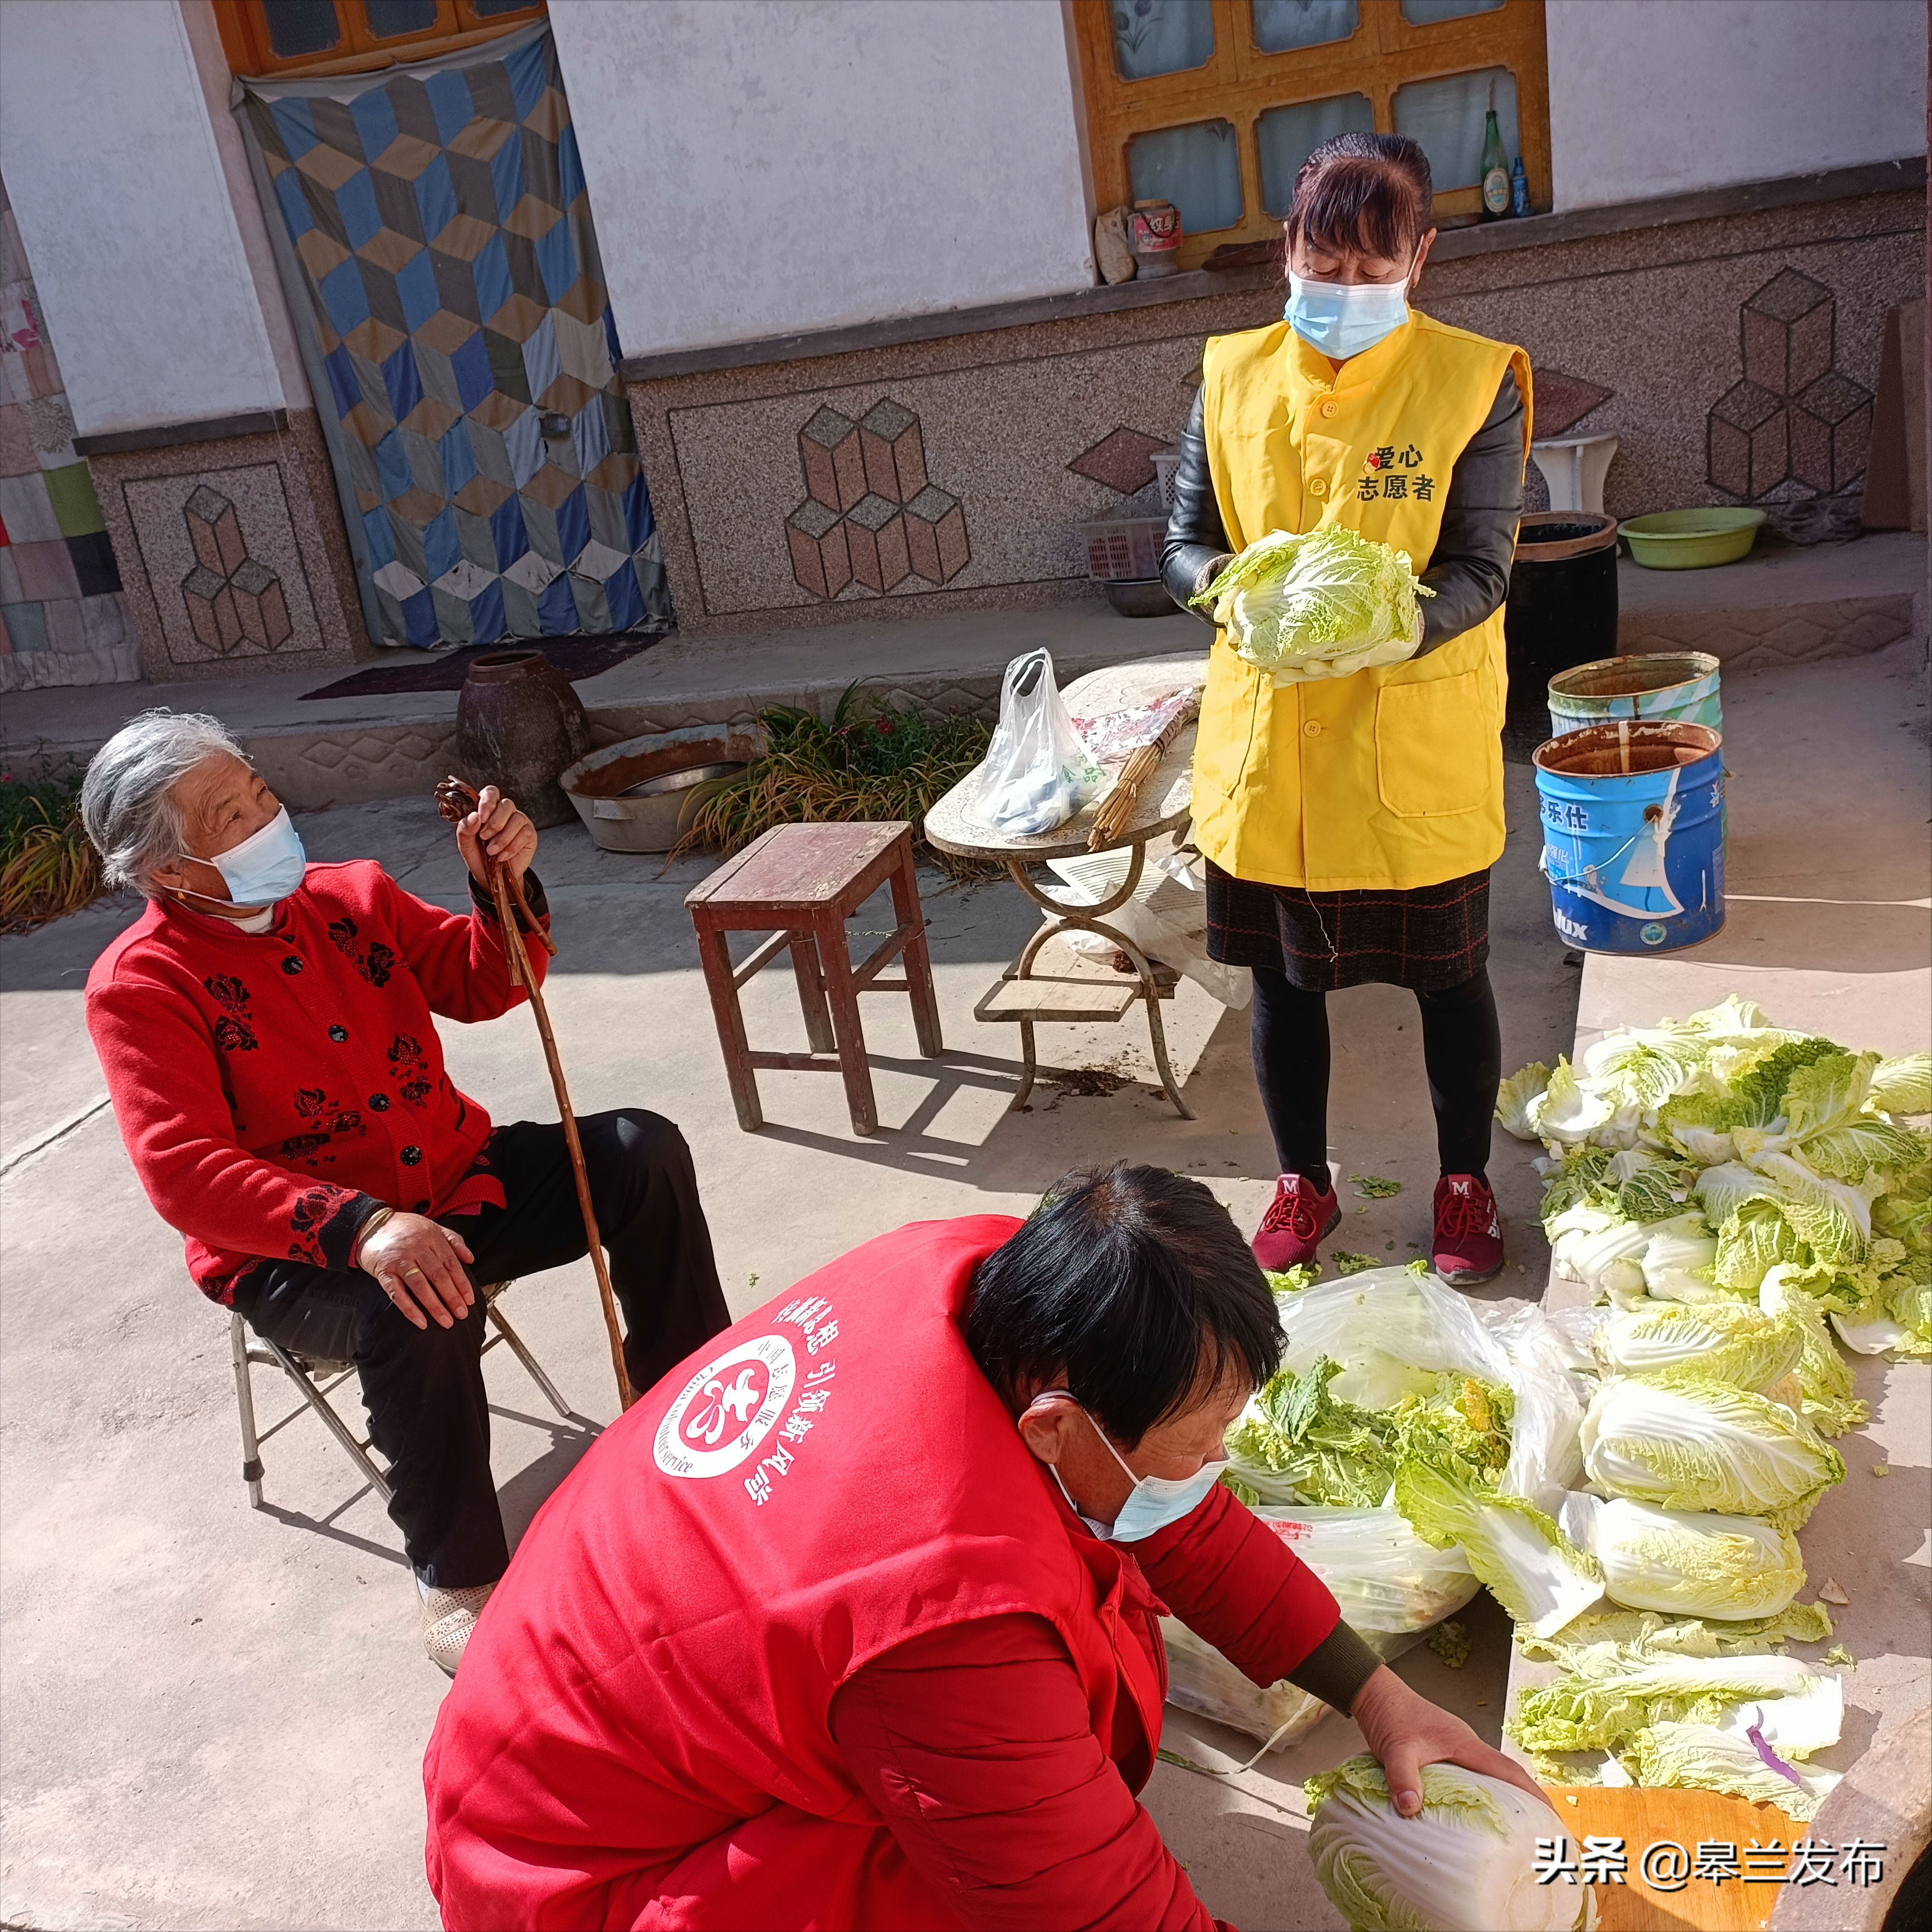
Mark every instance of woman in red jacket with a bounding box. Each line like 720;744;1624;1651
425;1163;1541;1929
80;709;728;1672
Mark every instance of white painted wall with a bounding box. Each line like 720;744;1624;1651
0;0;292;435
1546;0;1926;209
550;0;1095;358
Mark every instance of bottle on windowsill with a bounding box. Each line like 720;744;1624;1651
1510;156;1531;217
1480;105;1511;220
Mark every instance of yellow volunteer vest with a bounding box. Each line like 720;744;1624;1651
1191;313;1532;891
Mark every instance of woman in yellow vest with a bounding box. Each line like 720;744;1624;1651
1163;132;1531;1288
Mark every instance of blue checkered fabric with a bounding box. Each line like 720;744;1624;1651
241;28;670;647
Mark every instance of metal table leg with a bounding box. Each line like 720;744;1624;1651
999;841;1195;1120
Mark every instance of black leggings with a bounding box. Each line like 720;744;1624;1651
1250;966;1501;1192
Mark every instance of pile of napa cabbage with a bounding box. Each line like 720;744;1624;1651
1497;996;1929;1370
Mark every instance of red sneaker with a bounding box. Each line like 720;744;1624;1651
1433;1174;1505;1286
1252;1173;1341;1272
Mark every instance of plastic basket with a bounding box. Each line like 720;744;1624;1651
1081;516;1167;583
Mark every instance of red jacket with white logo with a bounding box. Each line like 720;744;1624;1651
423;1216;1341;1930
84;861;546;1300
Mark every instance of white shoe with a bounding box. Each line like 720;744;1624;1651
419;1582;495;1675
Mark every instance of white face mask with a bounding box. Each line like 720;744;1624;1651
182;805;308;909
1027;1390;1226;1543
1284;264;1414;360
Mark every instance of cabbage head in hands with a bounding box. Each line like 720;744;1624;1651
1305;1755;1586;1932
1192;526;1434;684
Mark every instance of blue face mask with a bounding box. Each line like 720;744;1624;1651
1284;271;1412;360
194;806;308;908
1033;1391;1226;1543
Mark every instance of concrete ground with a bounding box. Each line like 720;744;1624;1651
0;632;1921;1929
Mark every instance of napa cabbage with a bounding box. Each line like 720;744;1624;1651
1304;1756;1587;1932
1579;1375;1845;1528
1394;1462;1603;1640
1507;1647;1827;1755
1759;1267;1868;1434
1592;1300;1801;1391
1625;1721;1840;1820
1223;1354;1513;1508
1192;525;1434;683
1584;1497;1804;1619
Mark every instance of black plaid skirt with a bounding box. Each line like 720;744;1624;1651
1204;859;1491;992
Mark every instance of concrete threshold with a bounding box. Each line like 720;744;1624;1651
0;599;1204;809
1;532;1920;808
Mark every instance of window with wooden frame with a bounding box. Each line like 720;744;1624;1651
213;0;546;79
1071;0;1549;272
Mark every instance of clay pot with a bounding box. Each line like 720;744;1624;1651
455;650;594;828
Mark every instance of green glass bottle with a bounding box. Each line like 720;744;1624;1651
1480;108;1511;219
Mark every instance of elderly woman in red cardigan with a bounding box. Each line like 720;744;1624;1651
80;709;729;1672
425;1163;1545;1930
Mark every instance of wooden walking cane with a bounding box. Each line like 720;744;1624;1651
435;777;637;1412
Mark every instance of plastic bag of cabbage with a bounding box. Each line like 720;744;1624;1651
1305;1757;1591;1932
1497;998;1929;1363
1226;1267;1586;1511
1158;1617;1329;1752
1215;1269;1603;1650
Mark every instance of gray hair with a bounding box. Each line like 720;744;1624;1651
80;710;250;897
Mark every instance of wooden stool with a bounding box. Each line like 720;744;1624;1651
686;821;943;1135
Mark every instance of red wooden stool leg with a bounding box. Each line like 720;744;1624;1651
694;913;764;1131
816;904;879;1137
789;931;836;1055
890;837;943;1058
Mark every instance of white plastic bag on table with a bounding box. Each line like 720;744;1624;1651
1256;1506;1481;1659
1045;836;1252;1010
1159;1616;1329;1752
965;649;1104;837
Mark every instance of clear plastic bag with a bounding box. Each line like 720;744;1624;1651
1159;1617;1331;1750
1232;1268;1585;1511
1256;1506;1482;1656
964;649;1105;837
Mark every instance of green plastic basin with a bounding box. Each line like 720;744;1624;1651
1621;507;1767;569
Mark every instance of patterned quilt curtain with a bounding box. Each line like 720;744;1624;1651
235;23;670;649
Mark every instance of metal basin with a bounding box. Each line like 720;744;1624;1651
560;726;756;853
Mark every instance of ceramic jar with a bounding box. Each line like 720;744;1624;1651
455;650;594;828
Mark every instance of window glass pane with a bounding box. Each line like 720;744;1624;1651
471;0;539;13
1393;66;1518;191
1257;92;1374;214
364;0;439;36
1252;0;1358;55
1111;0;1214;81
263;0;342;57
1128;119;1243;235
1402;0;1506;22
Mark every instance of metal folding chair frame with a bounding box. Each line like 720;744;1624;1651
227;1280;570;1510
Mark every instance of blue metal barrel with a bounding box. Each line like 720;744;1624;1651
1547;651;1723;740
1534;721;1725;953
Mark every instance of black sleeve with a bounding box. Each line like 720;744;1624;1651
1160;387;1232;622
467;866;549;930
1416;368;1524;655
1284;1619;1386;1714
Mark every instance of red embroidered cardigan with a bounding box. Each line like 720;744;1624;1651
85;860;549;1302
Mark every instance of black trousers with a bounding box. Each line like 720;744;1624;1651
233;1110;728;1588
1250;965;1501;1191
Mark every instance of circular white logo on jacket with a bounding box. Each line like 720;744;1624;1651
653;1334;796;1477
